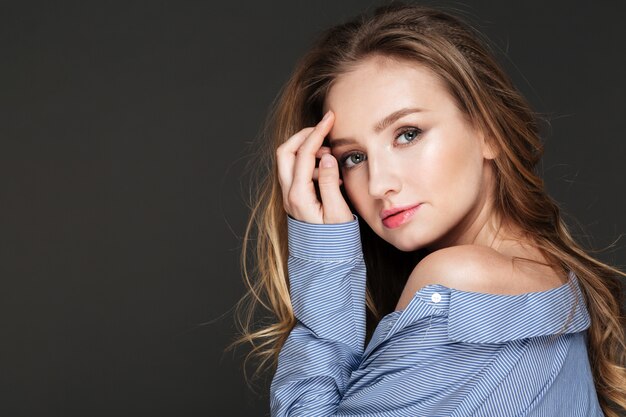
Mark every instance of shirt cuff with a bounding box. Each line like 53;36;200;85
287;214;363;260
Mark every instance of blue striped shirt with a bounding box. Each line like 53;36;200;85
270;215;604;416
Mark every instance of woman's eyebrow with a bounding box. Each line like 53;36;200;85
329;107;425;147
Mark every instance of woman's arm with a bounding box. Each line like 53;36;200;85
270;214;366;416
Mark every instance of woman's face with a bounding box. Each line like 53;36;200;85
324;56;497;252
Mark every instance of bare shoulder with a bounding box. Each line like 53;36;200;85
394;244;567;311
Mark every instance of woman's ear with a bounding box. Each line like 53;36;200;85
480;132;499;160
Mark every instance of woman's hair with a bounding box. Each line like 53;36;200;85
228;2;626;414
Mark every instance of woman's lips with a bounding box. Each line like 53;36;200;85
382;204;421;229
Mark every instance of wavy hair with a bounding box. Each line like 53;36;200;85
228;3;626;414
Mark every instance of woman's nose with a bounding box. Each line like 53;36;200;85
367;154;402;199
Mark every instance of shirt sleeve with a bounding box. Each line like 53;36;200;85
270;214;366;417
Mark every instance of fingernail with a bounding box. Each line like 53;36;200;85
320;153;334;168
322;110;332;122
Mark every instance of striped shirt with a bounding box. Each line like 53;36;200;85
270;215;604;416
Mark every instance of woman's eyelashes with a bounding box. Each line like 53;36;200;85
339;126;423;169
340;152;366;169
396;127;422;145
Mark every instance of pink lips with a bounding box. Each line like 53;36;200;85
381;204;421;229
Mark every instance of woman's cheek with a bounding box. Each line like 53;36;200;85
344;173;370;214
341;173;359;204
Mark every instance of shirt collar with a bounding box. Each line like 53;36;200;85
370;270;590;349
447;271;590;343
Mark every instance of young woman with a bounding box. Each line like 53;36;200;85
231;3;626;416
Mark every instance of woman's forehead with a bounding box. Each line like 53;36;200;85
323;58;455;129
324;57;449;110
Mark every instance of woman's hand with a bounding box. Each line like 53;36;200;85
276;110;353;224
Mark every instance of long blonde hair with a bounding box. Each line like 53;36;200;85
228;3;626;414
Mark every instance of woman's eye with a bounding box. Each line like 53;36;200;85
339;127;422;170
396;127;422;144
340;152;366;169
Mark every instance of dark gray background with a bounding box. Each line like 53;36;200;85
1;1;624;416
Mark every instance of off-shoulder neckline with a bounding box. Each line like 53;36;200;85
364;270;589;347
383;270;578;322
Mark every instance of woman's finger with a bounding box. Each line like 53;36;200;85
312;167;343;185
276;126;315;200
291;111;335;192
317;153;352;223
315;148;342;184
315;146;332;159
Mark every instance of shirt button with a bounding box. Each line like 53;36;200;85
431;292;442;303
